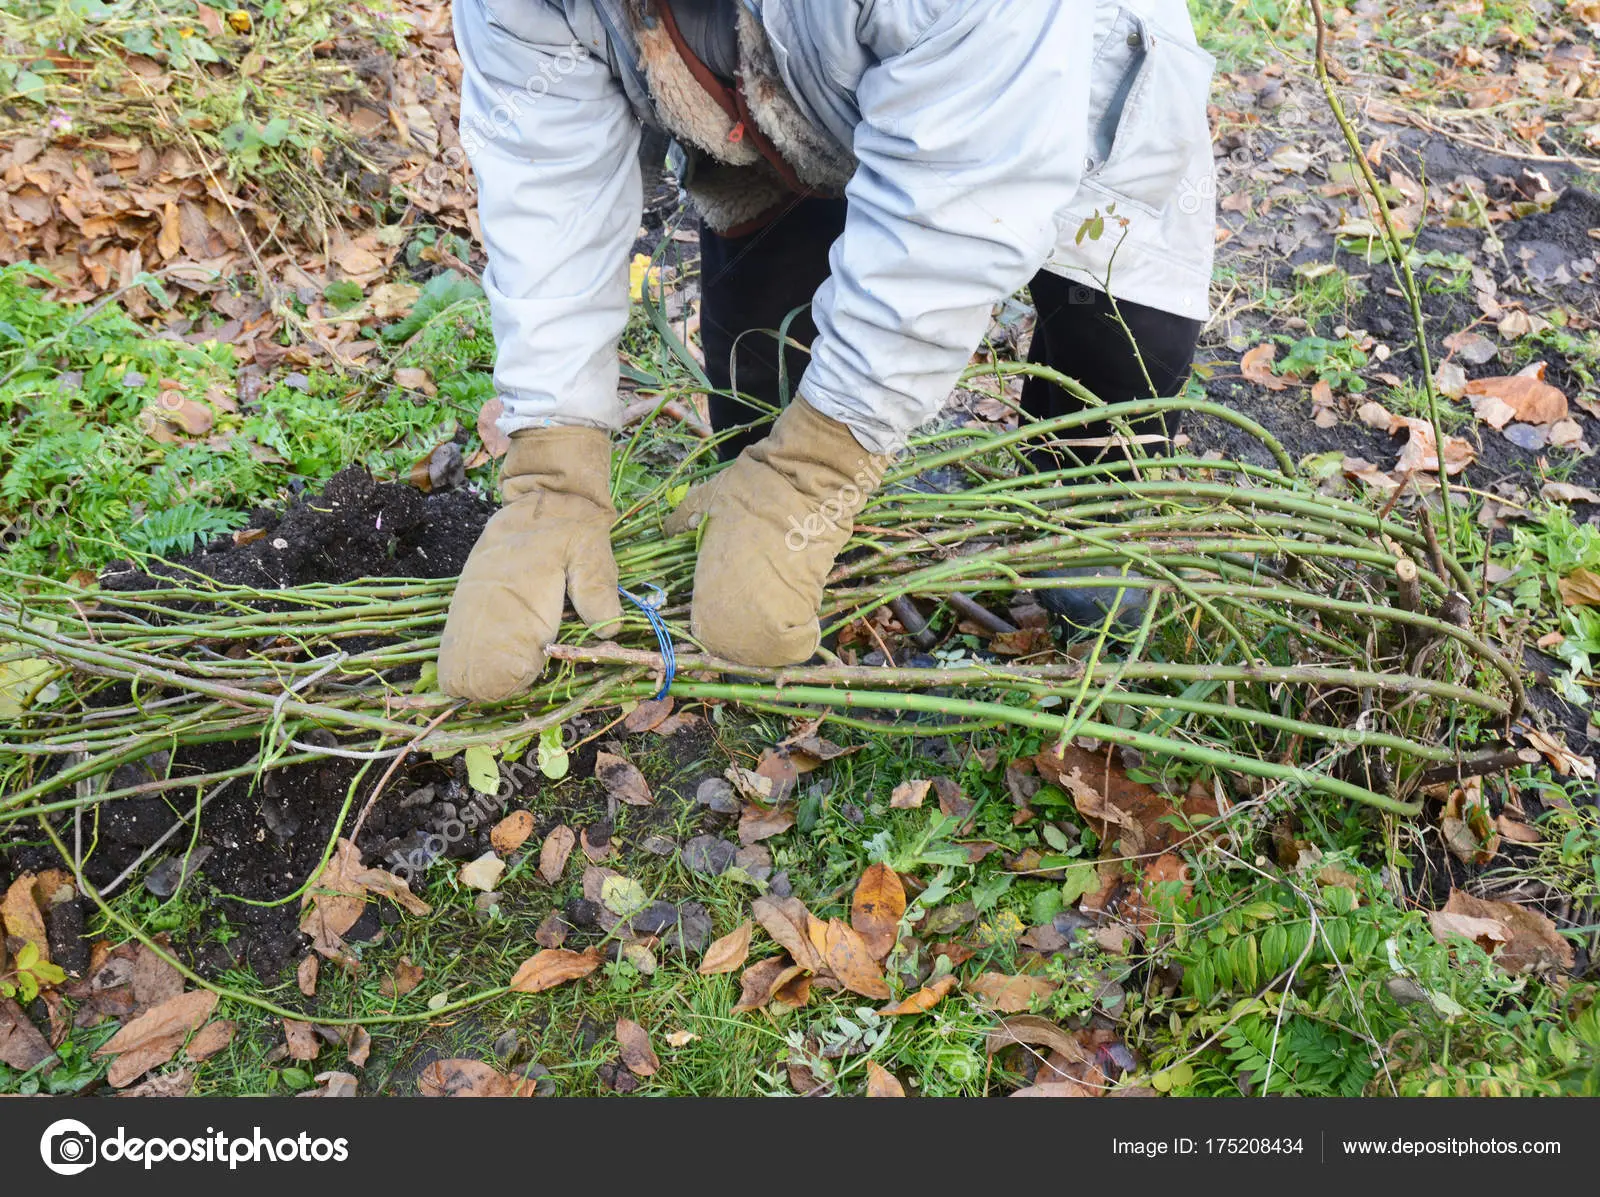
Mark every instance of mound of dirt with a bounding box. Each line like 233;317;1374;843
4;470;504;977
102;467;493;592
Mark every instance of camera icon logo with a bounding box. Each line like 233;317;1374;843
40;1119;97;1176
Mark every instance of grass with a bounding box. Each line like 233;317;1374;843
0;262;501;578
12;698;1596;1098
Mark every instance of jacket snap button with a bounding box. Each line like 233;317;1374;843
1127;31;1142;47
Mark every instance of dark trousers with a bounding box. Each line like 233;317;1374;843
698;197;1202;464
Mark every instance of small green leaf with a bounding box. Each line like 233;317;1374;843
464;745;501;795
600;876;648;918
535;725;568;780
11;71;46;102
219;122;260;153
413;661;438;694
1059;860;1099;906
323;280;363;310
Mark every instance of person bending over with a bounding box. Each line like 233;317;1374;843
439;0;1217;701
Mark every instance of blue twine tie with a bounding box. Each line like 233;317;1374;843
617;583;676;699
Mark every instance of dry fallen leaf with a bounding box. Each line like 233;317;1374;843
616;1018;660;1077
299;838;430;959
752;896;827;974
477;398;510;459
1392;416;1476;475
345;1025;372;1068
1440;780;1499;867
283;1018;320;1062
985;1014;1086;1059
418;1058;535;1097
889;778;931;809
458;852;506;893
1558;567;1600;609
1470;392;1518;429
1037;743;1216;860
1240;343;1289;390
1012;1079;1099;1098
120;1068;196;1098
301;1071;359;1098
96;989;217;1088
508;948;602;994
539;824;576;884
850;863;906;961
1357;402;1476;474
490;810;535;854
1443;329;1499;364
865;1060;906;1097
296;955;318;998
379;956;424;998
130;942;185;1015
965;972;1059;1013
879;974;958;1016
0;998;53;1071
1521;728;1596;780
1428;909;1512;956
738;801;796;844
698;921;753;976
731;957;807;1014
1436;890;1574;975
595;751;653;805
1541;481;1600;505
1;874;49;964
624;697;675;733
809;918;891;999
1465;371;1568;425
1496;814;1542;845
183;1019;236;1062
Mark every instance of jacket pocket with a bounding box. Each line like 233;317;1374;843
479;0;573;48
1082;7;1216;217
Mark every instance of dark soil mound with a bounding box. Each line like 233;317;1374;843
102;466;493;592
6;470;500;978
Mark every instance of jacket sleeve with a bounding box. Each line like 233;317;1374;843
454;0;641;436
797;0;1091;456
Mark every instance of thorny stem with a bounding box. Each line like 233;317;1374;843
1307;0;1456;547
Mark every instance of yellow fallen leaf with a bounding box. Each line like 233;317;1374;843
628;253;664;303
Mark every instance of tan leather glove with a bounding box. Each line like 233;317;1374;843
664;398;879;666
439;426;622;701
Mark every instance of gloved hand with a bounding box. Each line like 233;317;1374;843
665;398;878;666
439;426;622;701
